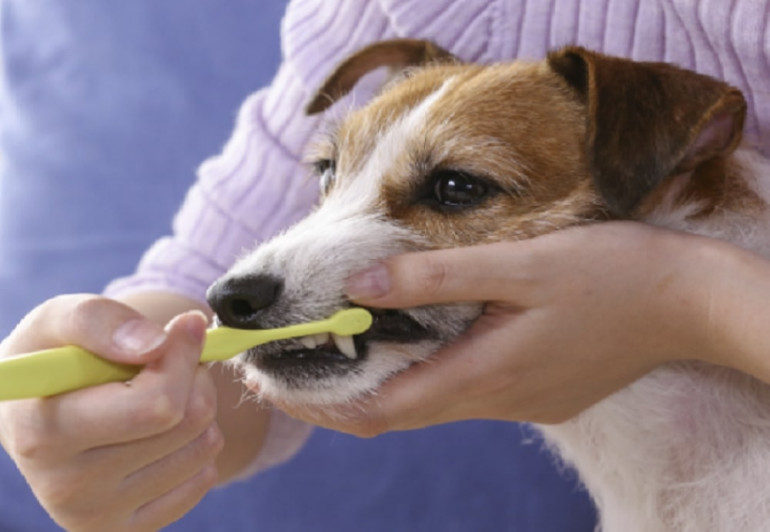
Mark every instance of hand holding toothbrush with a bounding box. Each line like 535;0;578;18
0;295;222;532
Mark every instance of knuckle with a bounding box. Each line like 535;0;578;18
7;428;50;461
135;392;186;432
0;294;103;359
34;294;83;318
13;302;48;333
131;372;216;436
4;295;76;345
66;295;111;337
195;463;220;492
1;409;55;461
153;395;186;430
202;463;220;487
417;257;451;298
185;423;224;463
184;374;218;429
199;424;225;457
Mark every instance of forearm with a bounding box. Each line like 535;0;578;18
117;291;269;483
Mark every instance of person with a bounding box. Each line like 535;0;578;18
0;0;768;530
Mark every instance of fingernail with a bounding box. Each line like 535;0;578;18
183;311;209;344
113;319;167;356
163;311;209;344
345;263;390;299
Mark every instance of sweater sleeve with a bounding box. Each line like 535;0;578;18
105;0;397;477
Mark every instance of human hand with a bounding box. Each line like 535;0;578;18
279;223;732;434
0;295;223;531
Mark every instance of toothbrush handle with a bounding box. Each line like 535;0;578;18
0;309;374;401
0;346;140;401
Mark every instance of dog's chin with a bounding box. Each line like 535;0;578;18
235;304;481;406
237;339;441;406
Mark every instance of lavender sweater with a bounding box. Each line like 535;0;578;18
106;0;770;474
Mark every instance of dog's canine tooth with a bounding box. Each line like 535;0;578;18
332;333;357;359
298;335;318;349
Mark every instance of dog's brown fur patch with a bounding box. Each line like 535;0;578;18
331;63;605;248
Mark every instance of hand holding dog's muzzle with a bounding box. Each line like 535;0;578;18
281;223;748;436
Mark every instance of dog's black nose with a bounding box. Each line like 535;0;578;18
206;275;283;329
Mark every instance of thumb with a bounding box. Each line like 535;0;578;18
1;295;169;365
344;242;534;308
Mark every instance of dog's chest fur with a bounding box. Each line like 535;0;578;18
546;150;770;531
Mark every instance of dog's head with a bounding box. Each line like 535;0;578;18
207;40;747;406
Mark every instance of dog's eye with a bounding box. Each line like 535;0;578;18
431;170;490;208
313;159;336;195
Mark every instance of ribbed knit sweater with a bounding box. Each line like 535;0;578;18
106;0;770;474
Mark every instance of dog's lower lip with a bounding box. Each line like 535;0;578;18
259;347;357;363
248;342;364;376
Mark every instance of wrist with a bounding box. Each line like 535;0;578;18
675;235;770;381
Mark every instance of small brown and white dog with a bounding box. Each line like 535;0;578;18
207;40;770;531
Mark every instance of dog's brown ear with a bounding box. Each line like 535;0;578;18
548;46;746;216
305;39;455;115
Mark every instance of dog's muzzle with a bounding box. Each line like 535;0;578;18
206;273;438;381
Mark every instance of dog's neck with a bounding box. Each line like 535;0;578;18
639;147;770;259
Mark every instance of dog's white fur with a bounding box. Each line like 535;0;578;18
226;77;479;404
542;148;770;531
212;46;770;531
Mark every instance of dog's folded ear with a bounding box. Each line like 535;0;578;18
305;39;456;115
548;46;747;217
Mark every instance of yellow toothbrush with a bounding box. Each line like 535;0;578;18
0;308;372;401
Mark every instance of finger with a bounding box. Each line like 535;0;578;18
33;312;208;450
1;294;167;365
130;464;218;532
84;365;219;477
345;241;540;308
368;308;617;428
122;423;223;507
364;318;514;430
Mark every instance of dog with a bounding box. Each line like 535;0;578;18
206;40;770;531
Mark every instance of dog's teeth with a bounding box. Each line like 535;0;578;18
298;335;317;349
297;332;356;359
332;334;357;360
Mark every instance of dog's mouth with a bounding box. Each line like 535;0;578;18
243;308;436;374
